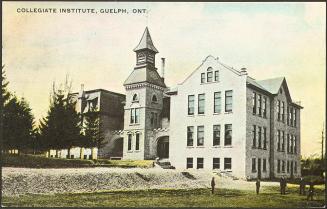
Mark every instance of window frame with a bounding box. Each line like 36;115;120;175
128;134;132;151
197;158;204;169
225;90;233;112
224;158;232;170
224;124;232;146
214;92;221;114
197;126;204;146
213;125;221;146
198;94;205;114
188;95;195;115
187;158;193;169
213;158;220;169
135;133;140;150
187;126;194;147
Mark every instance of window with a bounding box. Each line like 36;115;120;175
263;97;267;117
152;95;158;103
197;158;204;169
187;126;194;146
252;158;256;172
198;94;205;114
258;126;262;149
151;112;154;125
130;109;135;123
135;133;140;150
197;126;204;146
281;131;285;151
213;158;220;169
214;92;221;114
294;136;297;154
128;134;132;151
287;134;290;153
257;94;262;116
253;92;257;114
187;158;193;169
277;100;281;121
225;90;233;112
277;160;281;173
287;161;289;173
224;124;232;146
135;108;139;123
294;161;297;173
201;73;205;83
252;125;256;148
290;107;293;126
293;108;296;127
214;71;219;82
282;161;285;173
287;106;290;125
207;71;213;82
213;125;221;146
224;158;232;170
263;159;267;172
281;102;285;122
188;95;195;115
291;135;294;154
154;113;158;127
263;127;267;149
132;94;138;102
277;130;280;151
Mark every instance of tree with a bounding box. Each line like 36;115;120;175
1;66;11;105
3;96;35;153
39;80;83;157
83;106;106;149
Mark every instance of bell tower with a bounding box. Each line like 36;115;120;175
122;27;166;160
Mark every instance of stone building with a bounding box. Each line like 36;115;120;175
73;27;302;179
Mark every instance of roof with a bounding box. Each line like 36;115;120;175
257;77;285;95
71;89;126;97
133;27;159;53
123;67;166;88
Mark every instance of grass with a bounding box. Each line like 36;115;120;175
2;186;325;207
2;154;154;168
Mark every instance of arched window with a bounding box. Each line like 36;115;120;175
132;94;138;102
207;67;213;82
152;95;158;103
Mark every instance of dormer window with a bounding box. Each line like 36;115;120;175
207;67;213;82
152;94;158;103
214;70;219;82
132;94;139;102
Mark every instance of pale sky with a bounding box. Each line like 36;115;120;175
2;2;326;157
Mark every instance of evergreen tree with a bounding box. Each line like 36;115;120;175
39;81;83;157
83;106;106;149
1;66;11;105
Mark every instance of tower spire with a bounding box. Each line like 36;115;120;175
133;27;158;53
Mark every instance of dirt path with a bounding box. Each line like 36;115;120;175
2;167;279;196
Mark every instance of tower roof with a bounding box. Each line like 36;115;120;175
133;27;159;53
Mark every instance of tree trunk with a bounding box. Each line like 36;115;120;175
67;148;71;159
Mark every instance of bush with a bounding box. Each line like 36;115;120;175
2;153;94;168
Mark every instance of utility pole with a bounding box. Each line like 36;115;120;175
322;122;324;162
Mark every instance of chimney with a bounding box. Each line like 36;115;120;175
161;58;165;82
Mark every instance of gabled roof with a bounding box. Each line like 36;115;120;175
123;67;166;88
133;27;159;53
257;77;285;95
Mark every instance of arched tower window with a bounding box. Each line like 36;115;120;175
152;94;158;103
132;94;139;102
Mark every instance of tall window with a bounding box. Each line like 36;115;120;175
213;158;220;169
281;101;285;122
197;158;204;169
188;95;195;115
252;125;256;148
130;108;140;124
277;160;281;173
287;161;289;173
224;158;232;170
253;92;257;114
277;100;281;121
198;94;205;114
252;158;256;172
128;134;132;151
135;108;139;123
263;127;267;149
201;73;205;83
257;95;262;116
290;107;293;126
294;136;297;154
294;162;297;173
263;159;267;172
224;124;232;146
258;126;262;148
187;158;193;169
225;90;233;112
130;109;135;123
263;97;267;117
150;112;154;125
135;133;140;150
207;70;213;82
187;126;194;146
290;135;294;154
214;70;219;81
281;131;285;151
293;108;296;127
287;106;290;125
282;161;285;173
277;130;281;151
197;126;204;146
213;125;221;146
214;92;221;114
287;134;290;153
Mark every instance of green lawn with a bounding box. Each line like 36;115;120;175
2;186;325;207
